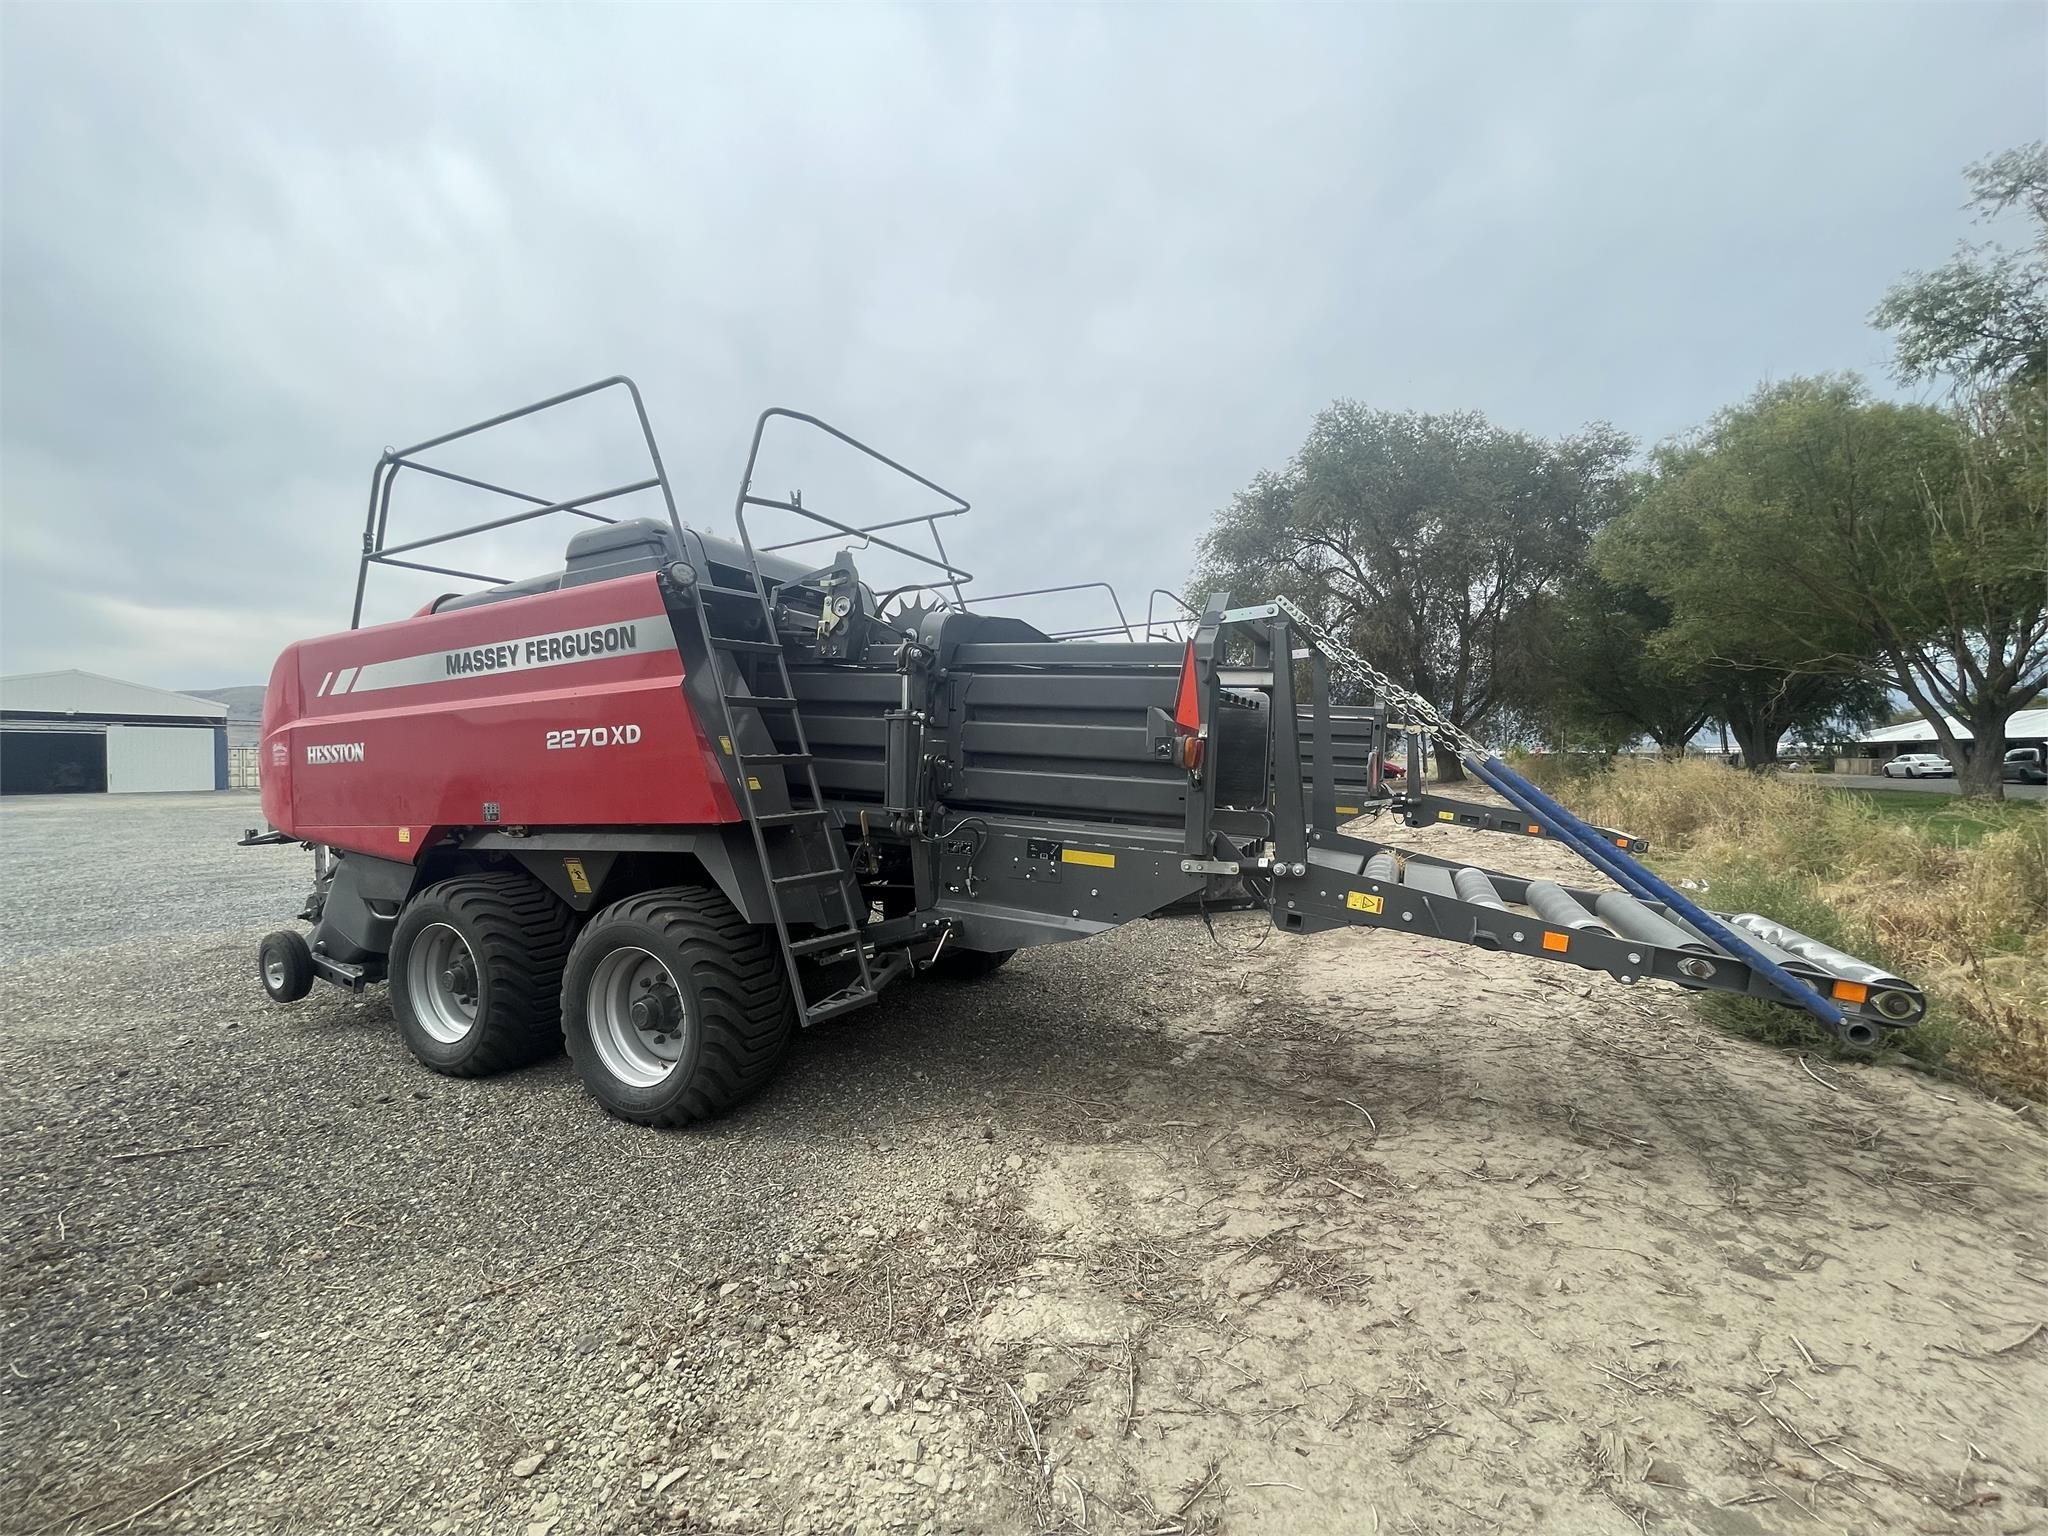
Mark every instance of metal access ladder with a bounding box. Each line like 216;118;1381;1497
687;572;905;1025
690;408;975;1027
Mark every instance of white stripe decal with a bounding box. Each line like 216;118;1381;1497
333;666;360;696
339;612;673;696
317;671;334;697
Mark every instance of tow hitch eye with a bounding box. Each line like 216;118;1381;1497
1870;989;1918;1022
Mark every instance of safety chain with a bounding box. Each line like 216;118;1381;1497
1273;597;1490;760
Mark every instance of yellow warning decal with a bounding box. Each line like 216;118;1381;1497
1437;809;1456;822
1061;848;1116;869
563;857;592;895
1347;891;1384;914
747;776;763;791
719;735;733;753
1335;805;1360;815
397;826;411;844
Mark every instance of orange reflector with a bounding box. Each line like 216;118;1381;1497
1541;931;1570;953
1173;638;1202;732
1831;980;1869;1004
1178;734;1204;770
1527;824;1542;836
1614;837;1629;849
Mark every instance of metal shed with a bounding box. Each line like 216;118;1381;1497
0;670;230;794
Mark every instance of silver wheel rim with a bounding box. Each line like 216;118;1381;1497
264;954;288;990
407;923;481;1044
587;946;688;1089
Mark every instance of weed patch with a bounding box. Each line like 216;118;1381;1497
1512;758;2047;1099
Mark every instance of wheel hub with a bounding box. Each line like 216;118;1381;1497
586;947;690;1088
407;923;483;1045
440;957;478;1007
628;978;682;1039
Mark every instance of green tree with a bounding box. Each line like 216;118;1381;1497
1607;377;2044;797
1873;143;2047;387
1703;665;1890;771
1537;575;1714;756
1195;403;1632;780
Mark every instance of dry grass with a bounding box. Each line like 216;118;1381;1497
1513;756;2048;1101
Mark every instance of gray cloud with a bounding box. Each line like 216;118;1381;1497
3;2;2041;684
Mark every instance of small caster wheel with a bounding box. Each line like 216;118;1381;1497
259;930;315;1003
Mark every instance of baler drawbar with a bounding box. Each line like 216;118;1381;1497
245;377;1924;1126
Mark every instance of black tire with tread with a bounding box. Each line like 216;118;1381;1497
389;873;574;1078
561;886;794;1127
922;947;1015;982
258;929;315;1003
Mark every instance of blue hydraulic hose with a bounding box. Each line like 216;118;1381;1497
1463;757;1665;904
1465;754;1845;1032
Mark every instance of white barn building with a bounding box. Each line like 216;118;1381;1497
0;670;230;794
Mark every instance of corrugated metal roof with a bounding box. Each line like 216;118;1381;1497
1858;707;2048;745
0;670;229;721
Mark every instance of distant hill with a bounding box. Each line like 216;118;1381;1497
184;685;265;722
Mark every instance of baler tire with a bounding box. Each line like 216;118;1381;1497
259;930;315;1003
560;886;794;1128
921;947;1015;982
389;873;574;1079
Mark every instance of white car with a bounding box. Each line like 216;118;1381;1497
1882;753;1954;778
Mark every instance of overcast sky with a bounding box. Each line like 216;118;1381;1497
2;2;2041;688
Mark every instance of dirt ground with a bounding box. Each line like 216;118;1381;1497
3;795;2044;1536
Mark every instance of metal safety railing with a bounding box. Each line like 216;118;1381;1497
904;583;1200;643
965;582;1137;639
1144;589;1200;641
351;376;683;629
729;409;973;606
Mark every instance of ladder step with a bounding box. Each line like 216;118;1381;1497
735;751;813;766
797;949;914;1021
698;583;766;600
771;867;850;888
805;988;881;1023
790;928;864;957
726;694;799;710
708;636;785;654
756;809;828;827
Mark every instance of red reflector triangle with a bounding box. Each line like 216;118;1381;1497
1174;639;1202;731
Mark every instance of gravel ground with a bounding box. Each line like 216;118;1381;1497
0;793;304;958
0;793;1186;1535
3;794;2043;1536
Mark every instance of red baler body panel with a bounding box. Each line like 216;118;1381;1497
260;573;738;860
